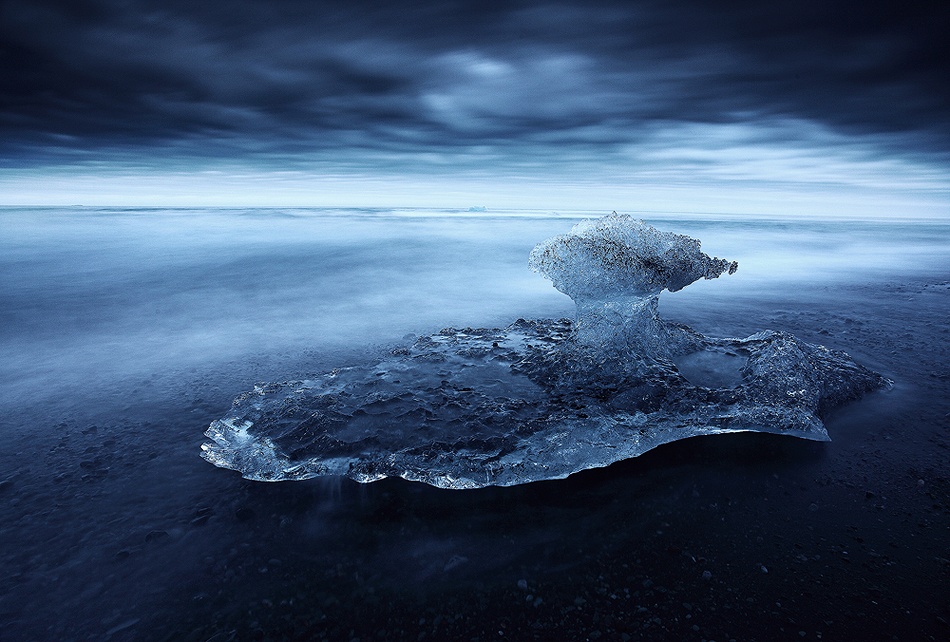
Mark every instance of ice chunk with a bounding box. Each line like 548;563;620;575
529;213;737;356
528;212;737;300
201;214;890;489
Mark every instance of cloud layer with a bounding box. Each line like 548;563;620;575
2;0;948;208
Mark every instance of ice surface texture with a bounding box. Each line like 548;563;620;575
202;214;889;489
529;213;737;299
528;212;738;357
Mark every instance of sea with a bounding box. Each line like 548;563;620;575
1;207;948;641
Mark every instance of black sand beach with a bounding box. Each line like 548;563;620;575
1;211;947;641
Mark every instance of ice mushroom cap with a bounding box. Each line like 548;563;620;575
528;212;738;301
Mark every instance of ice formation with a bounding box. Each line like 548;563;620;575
528;214;737;357
202;213;890;489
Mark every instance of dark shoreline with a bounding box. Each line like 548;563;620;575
1;278;947;641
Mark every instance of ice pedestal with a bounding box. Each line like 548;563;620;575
528;213;737;359
573;295;666;355
201;214;889;489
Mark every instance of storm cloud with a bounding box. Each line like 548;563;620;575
1;0;948;207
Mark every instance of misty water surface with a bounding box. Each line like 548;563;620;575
2;207;947;409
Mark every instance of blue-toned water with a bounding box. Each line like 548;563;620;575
0;207;948;640
2;207;945;407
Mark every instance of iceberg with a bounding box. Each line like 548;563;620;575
528;213;737;358
202;213;890;489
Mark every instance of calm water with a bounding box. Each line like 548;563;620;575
1;207;948;641
2;207;946;408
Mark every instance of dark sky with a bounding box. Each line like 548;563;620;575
2;0;948;211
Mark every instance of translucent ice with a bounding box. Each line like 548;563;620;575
529;212;737;356
202;214;890;488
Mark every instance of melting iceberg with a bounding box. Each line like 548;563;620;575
202;213;889;489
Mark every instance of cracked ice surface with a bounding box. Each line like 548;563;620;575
202;214;890;489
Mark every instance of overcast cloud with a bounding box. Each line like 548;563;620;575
1;0;948;210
